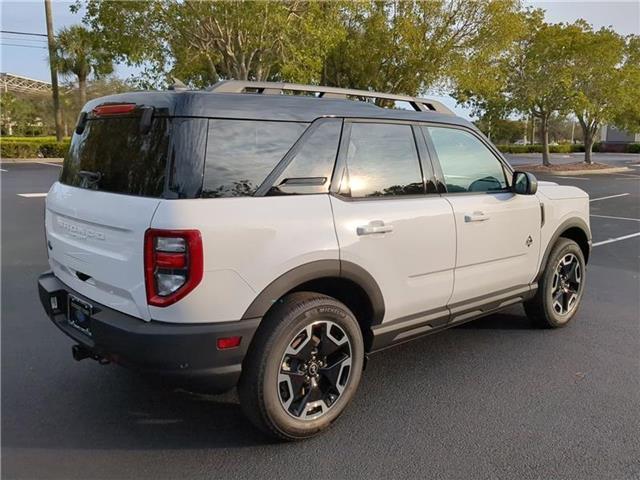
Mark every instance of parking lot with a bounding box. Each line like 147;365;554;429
1;159;639;479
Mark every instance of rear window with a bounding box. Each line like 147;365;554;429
202;120;307;198
61;116;171;197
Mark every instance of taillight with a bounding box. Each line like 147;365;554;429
144;229;203;307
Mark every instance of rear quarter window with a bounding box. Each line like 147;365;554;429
202;120;308;198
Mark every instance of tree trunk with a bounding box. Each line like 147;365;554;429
78;76;87;108
583;129;596;165
584;138;593;164
529;114;535;146
540;114;551;166
577;117;596;165
44;0;63;141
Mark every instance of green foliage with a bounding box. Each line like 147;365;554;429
568;26;633;162
56;25;114;106
1;92;41;136
496;143;584;154
613;36;640;134
0;136;59;143
323;0;522;95
626;143;640;154
1;77;135;137
475;117;526;144
0;138;71;158
78;0;346;88
79;0;524;93
454;12;639;165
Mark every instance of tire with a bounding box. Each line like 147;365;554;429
524;238;586;328
238;292;364;441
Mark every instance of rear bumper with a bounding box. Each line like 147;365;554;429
38;271;260;392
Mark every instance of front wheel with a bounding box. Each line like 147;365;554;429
238;292;364;441
524;238;586;328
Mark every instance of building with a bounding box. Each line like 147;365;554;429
600;125;640;152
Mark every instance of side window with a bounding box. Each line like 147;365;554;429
427;127;508;193
202;120;307;198
344;123;423;198
268;120;341;195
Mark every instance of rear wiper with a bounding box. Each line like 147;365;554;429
77;170;102;188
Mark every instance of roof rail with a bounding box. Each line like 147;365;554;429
208;80;454;115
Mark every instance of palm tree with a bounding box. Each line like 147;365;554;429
55;25;113;107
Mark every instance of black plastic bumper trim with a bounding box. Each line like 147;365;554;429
38;271;260;392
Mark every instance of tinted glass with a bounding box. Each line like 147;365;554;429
269;120;341;195
203;120;307;198
428;127;507;193
60;117;170;197
167;118;208;199
345;123;423;198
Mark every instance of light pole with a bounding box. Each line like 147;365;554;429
44;0;63;141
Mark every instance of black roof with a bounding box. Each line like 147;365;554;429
83;90;473;129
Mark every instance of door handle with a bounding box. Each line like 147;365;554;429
465;211;490;222
357;220;393;236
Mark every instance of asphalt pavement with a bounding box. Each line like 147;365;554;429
1;159;639;479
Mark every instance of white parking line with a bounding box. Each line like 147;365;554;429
589;193;630;202
0;168;8;172
613;173;640;178
556;176;590;180
37;162;63;168
593;232;640;247
17;193;47;198
591;214;640;222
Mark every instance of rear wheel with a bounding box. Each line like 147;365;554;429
524;238;586;328
238;292;364;440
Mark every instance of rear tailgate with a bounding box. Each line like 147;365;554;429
46;100;176;321
46;183;159;320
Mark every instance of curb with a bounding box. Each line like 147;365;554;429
0;158;63;164
541;167;631;176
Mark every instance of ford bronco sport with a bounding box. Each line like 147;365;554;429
38;81;591;440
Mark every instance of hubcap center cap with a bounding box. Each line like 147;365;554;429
307;362;319;376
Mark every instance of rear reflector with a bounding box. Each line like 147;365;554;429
217;336;242;350
93;103;136;116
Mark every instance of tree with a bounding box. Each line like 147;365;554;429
56;25;114;107
77;0;345;88
323;0;523;96
453;12;590;165
0;92;37;135
612;35;640;134
475;116;526;144
505;18;586;165
450;3;527;118
569;26;631;163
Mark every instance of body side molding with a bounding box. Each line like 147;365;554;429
369;284;537;352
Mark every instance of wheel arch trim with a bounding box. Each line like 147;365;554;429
536;218;591;282
241;259;385;325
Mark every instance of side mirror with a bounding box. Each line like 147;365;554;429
512;171;538;195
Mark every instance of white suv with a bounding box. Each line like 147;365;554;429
38;81;591;440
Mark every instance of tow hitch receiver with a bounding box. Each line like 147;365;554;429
72;345;110;364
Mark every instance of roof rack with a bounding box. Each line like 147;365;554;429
208;80;454;115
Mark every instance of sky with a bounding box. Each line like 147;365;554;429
1;0;639;118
